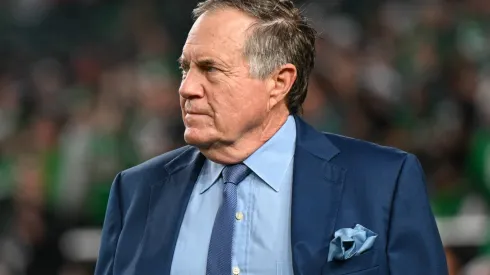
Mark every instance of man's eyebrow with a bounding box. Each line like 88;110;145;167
178;56;227;70
177;56;188;66
196;58;219;67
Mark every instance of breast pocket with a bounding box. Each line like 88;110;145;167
321;250;378;275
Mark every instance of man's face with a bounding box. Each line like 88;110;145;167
178;8;270;149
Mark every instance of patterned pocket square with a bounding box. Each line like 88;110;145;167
327;224;377;262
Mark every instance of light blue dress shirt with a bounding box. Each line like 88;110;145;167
171;116;296;275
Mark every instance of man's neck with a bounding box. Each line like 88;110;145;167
200;112;290;165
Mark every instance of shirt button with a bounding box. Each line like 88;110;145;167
235;212;244;221
232;266;240;275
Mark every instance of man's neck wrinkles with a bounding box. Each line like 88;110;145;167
201;113;288;164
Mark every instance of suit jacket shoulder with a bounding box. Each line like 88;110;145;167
324;132;409;163
116;145;200;215
324;132;413;187
121;145;198;183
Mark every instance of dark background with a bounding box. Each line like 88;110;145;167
1;0;490;274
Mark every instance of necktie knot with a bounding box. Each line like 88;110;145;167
222;163;250;185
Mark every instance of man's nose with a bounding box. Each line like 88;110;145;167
179;70;205;99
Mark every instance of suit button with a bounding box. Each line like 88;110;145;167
235;212;244;221
232;266;240;274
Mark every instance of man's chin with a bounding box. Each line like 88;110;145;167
183;133;214;149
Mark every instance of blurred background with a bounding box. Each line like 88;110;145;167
0;0;489;274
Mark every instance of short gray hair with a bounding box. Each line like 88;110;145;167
193;0;316;115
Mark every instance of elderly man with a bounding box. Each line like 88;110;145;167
95;0;448;274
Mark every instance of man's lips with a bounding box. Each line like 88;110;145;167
186;111;206;115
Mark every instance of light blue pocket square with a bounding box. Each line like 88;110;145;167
327;224;378;262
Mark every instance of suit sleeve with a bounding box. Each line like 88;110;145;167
387;154;448;274
94;172;123;275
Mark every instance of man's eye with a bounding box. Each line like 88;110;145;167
204;66;218;73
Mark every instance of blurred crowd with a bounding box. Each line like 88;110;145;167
0;0;490;274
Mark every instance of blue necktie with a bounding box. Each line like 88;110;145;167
206;163;251;275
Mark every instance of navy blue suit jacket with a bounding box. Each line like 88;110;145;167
95;116;448;275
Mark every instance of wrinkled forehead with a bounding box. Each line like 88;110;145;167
182;8;256;62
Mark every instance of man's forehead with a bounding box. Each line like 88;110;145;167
182;8;255;58
182;34;241;60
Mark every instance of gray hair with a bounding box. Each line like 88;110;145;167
193;0;316;115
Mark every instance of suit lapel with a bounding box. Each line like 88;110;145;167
136;147;205;275
291;116;346;275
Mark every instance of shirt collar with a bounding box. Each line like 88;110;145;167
199;160;225;194
244;115;296;192
199;115;296;194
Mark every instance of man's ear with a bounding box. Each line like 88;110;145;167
268;63;297;109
